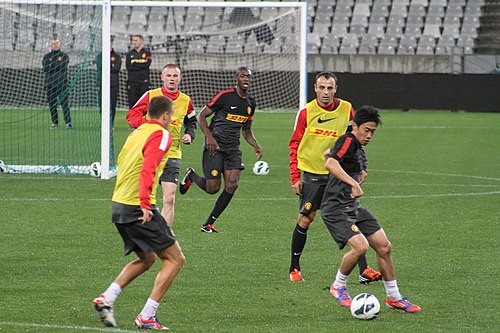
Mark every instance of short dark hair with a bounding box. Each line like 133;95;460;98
147;96;173;119
315;71;337;84
236;66;251;76
132;34;144;40
354;106;382;126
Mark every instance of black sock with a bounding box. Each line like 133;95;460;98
290;224;308;272
203;190;234;225
190;170;207;192
358;254;368;275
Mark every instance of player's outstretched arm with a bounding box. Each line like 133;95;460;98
243;120;262;160
198;106;218;154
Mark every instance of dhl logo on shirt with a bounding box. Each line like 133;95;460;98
309;127;341;138
226;114;248;123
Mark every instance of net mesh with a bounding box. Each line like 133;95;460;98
111;5;302;111
0;1;102;174
0;2;303;175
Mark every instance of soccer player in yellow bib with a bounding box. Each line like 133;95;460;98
127;64;197;228
93;96;186;330
288;72;381;283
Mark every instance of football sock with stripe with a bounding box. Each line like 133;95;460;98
333;270;349;288
203;190;234;226
383;280;402;300
290;224;308;272
140;298;160;319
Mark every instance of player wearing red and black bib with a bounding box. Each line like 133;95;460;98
288;72;380;284
320;106;421;313
93;96;186;330
179;66;263;233
127;64;196;227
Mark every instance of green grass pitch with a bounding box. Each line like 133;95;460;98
0;110;499;332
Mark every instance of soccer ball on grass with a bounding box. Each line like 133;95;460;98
252;160;269;176
89;162;102;177
350;293;380;320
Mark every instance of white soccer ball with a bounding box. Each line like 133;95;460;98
350;293;380;320
90;162;102;177
253;160;269;176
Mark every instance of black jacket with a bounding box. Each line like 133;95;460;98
42;50;69;87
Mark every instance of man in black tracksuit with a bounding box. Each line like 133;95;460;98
126;35;152;108
42;38;71;129
96;40;122;126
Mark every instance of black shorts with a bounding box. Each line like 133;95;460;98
299;172;329;216
322;207;381;250
159;158;180;184
202;149;244;180
112;202;176;256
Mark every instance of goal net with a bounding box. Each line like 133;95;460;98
0;1;306;178
0;0;104;175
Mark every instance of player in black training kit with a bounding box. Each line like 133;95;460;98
179;66;263;233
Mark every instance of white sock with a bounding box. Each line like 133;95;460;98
140;298;160;319
333;270;349;288
384;280;402;300
102;282;122;304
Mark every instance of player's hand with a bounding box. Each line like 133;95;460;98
206;136;219;155
181;134;192;144
291;180;303;196
255;146;263;160
351;183;364;198
139;208;153;224
359;170;367;185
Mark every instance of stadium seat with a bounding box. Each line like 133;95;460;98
406;15;424;28
370;14;387;27
446;5;464;17
429;0;447;6
358;34;378;54
442;24;460;39
449;0;466;5
423;24;442;39
416;35;436;54
339;34;359;54
405;24;423;38
322;34;340;53
397;34;417;55
351;15;368;28
387;14;405;28
263;42;281;54
129;7;149;24
408;4;426;18
460;25;478;38
378;35;397;54
350;25;366;38
427;5;445;19
334;4;353;16
462;15;480;29
352;3;371;16
187;39;207;54
435;35;456;55
312;23;330;35
206;35;225;53
372;4;389;17
386;25;403;38
128;22;146;35
373;0;391;6
390;4;408;18
410;0;429;6
146;21;164;36
367;24;385;38
330;24;349;38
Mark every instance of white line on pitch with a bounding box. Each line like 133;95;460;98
0;321;137;332
1;191;499;202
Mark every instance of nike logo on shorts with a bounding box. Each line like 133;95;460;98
230;106;237;109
